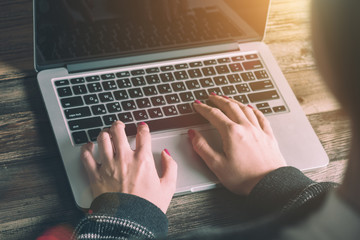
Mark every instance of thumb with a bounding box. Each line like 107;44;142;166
160;149;178;190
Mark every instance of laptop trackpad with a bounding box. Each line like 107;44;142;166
148;128;221;192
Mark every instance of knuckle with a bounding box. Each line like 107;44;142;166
209;107;222;116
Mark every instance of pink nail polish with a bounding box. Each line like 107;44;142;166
88;209;93;214
164;149;171;156
188;129;195;140
139;122;146;126
194;100;202;104
210;92;217;96
222;95;229;99
247;105;254;109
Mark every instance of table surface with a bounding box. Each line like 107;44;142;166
0;0;351;239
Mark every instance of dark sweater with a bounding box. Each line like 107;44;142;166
73;167;337;239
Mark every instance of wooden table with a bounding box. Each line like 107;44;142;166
0;0;351;239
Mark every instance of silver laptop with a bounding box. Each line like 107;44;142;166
34;0;328;208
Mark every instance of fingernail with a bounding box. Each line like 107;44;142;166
210;92;217;96
222;95;229;99
247;105;254;109
164;149;171;156
88;209;93;214
194;100;202;104
139;122;146;126
188;129;195;140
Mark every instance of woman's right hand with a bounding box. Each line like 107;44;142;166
189;94;287;195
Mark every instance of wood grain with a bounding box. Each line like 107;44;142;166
0;0;351;239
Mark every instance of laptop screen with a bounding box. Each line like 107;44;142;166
34;0;270;70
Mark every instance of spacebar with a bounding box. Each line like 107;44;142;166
126;114;209;136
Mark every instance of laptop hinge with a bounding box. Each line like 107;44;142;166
67;42;240;73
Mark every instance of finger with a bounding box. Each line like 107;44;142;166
80;142;99;181
160;149;178;189
97;130;114;168
135;122;152;153
252;108;274;135
110;121;131;156
208;94;249;124
192;100;235;138
188;129;226;173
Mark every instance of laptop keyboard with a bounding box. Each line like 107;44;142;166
54;52;288;145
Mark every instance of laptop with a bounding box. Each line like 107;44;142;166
34;0;329;209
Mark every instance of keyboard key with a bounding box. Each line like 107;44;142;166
70;78;85;84
256;103;270;109
203;59;217;65
171;82;186;92
231;56;245;62
236;83;251;93
85;76;100;82
174;71;189;80
118;112;134;123
207;87;223;96
157;84;172;94
116;71;130;78
125;123;138;136
214;76;228;85
186;80;200;90
87;83;103;93
245;54;259;60
227;74;242;83
91;104;107;115
248;90;280;102
151;96;166;106
103;115;118;126
113;90;129;100
222;86;237;95
241;72;256;81
194;90;208;100
249;80;274;91
243;60;263;70
177;103;193;114
200;78;215;87
201;67;216;76
121;100;137;110
254;70;269;79
215;65;230;74
160;73;175;82
128;88;144;98
160;65;174;71
117;78;132;88
136;98;151;108
72;85;87;95
179;92;195;102
64;107;91;119
143;86;158;96
131;77;146;86
88;128;101;141
259;108;273;114
175;63;188;69
188;69;203;78
165;94;180;104
102;80;117;90
189;61;203;67
72;131;88;144
101;73;115;80
99;92;114;102
106;102;122;113
146;67;160;74
61;96;83;108
148;108;163;118
146;75;161;84
163;106;178;116
57;87;72;97
68;117;103;131
229;63;243;72
273;105;287;112
83;94;99;105
217;58;231;63
133;110;149;121
55;79;69;86
131;69;145;76
234;95;249;104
